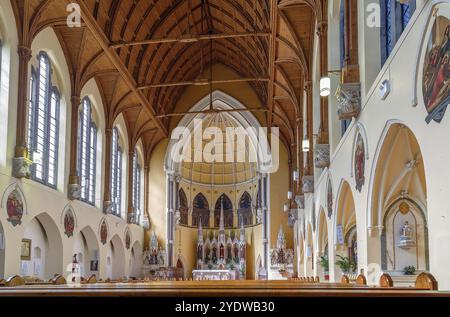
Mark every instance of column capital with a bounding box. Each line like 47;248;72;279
316;20;328;37
17;45;32;62
71;95;81;106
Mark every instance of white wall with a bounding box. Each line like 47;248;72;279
298;0;450;290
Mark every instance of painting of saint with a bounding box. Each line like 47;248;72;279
100;220;108;245
327;178;333;218
64;209;75;238
354;133;365;192
7;190;24;226
423;16;450;123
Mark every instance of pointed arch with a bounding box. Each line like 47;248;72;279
214;194;233;228
238;191;252;226
192;192;209;227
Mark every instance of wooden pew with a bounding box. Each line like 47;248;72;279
6;275;25;287
415;272;438;290
379;273;394;288
87;274;97;284
51;275;66;285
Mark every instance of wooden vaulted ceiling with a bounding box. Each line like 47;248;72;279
11;0;324;164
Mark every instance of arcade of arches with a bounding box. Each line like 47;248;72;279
0;0;450;292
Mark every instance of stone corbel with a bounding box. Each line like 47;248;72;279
337;82;361;120
302;176;314;193
103;201;114;214
295;195;305;209
12;156;33;179
127;212;137;225
314;143;330;168
67;175;81;200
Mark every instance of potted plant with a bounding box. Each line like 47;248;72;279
403;266;416;275
318;255;329;280
335;255;356;274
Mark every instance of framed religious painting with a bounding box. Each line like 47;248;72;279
423;13;450;123
21;239;32;261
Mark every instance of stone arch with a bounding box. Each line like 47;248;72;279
73;226;100;278
214;194;233;228
107;234;125;280
192;192;209;227
369;123;428;275
22;212;63;280
0;219;4;279
129;240;143;278
316;208;329;280
334;180;357;274
238;191;252;226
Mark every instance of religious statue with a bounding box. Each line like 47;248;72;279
398;221;415;248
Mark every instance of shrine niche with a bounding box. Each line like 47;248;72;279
214;194;233;228
192;193;210;227
423;14;450;124
142;232;167;278
269;227;294;279
5;188;25;227
354;133;365;192
63;208;75;238
381;199;429;272
237;192;252;226
178;189;188;225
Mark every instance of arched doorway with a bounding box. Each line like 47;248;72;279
335;181;357;276
129;241;143;278
73;226;99;278
305;224;314;276
214;194;233;228
21;213;63;280
370;123;428;276
317;209;329;280
107;234;125;280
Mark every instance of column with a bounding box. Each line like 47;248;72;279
143;165;150;228
166;173;174;267
317;19;329;145
103;128;113;213
12;46;33;178
261;173;269;274
127;150;135;223
68;95;81;200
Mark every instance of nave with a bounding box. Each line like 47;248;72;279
0;0;450;300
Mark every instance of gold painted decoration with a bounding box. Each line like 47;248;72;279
399;202;410;215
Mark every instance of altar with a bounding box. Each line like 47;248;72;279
192;269;238;281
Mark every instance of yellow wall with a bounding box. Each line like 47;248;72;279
146;63;294;278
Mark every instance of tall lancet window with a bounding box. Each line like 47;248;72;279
28;52;60;188
111;127;122;216
381;0;416;66
132;149;142;223
77;98;97;204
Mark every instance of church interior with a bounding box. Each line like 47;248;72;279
0;0;449;299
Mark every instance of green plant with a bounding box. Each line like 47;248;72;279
317;255;329;272
335;255;356;273
403;266;416;275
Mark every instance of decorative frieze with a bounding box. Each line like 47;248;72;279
302;176;314;193
337;82;361;120
314;143;330;168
